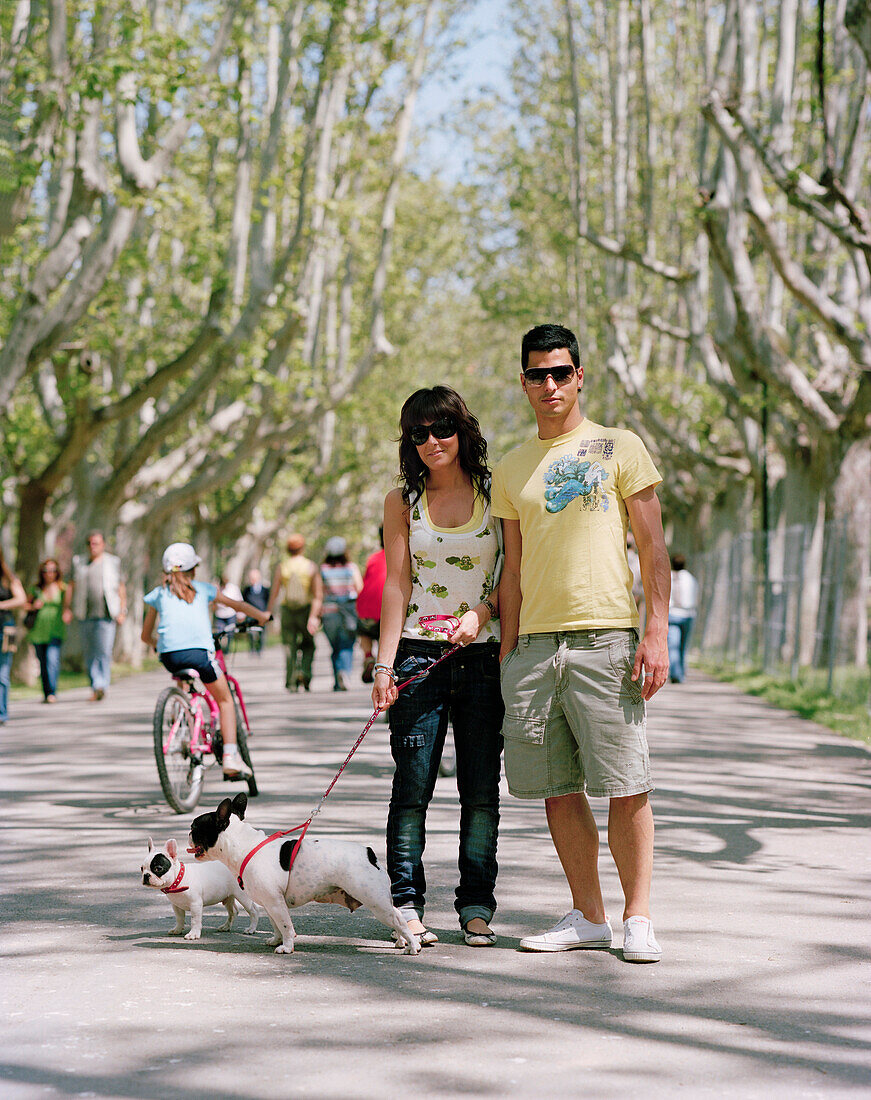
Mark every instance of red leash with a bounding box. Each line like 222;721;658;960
237;616;463;889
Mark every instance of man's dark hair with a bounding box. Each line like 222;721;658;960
670;554;686;571
521;324;580;372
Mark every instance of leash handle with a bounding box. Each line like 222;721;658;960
418;613;460;638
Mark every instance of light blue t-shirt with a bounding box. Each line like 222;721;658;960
144;580;218;654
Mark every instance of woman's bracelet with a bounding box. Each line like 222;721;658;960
373;663;396;682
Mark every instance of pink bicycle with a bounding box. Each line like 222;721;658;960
152;626;259;813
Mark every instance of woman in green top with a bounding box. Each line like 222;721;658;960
27;559;66;703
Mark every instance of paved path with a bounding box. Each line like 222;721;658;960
2;640;870;1099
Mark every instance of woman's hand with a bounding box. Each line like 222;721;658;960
372;669;398;712
449;609;484;648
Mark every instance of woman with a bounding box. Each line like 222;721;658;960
26;559;66;703
372;386;504;947
320;537;362;692
0;550;27;726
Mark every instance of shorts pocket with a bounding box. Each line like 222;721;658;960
501;715;546;745
608;637;643;704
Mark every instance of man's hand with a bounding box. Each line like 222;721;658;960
632;632;669;700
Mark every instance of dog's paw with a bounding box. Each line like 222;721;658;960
402;942;422;955
216;921;233;932
274;942;294;954
242;926;259;936
184;929;202;941
168;928;185;936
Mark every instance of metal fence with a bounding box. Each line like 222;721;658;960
693;518;870;698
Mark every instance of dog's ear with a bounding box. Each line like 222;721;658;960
166;839;178;858
231;792;248;819
147;836;154;852
216;798;234;829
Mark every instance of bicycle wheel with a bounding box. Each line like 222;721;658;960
232;689;258;797
153;685;205;813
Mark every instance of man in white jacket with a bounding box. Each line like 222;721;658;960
63;532;127;701
667;554;699;683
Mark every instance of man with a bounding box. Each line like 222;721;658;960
668;554;699;683
491;323;670;963
241;568;271;654
267;534;322;691
63;531;127;701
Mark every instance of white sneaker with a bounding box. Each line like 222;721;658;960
622;915;661;962
519;910;613;952
222;746;252;779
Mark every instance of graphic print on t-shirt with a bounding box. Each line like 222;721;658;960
543;442;612;513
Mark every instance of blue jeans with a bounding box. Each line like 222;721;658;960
34;640;62;699
322;606;356;686
387;639;504;927
0;647;12;721
668;612;695;683
81;618;116;691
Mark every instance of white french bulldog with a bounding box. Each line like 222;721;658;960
141;837;262;940
188;793;421;955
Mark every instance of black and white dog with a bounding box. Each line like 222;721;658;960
188;794;420;955
141;837;262;940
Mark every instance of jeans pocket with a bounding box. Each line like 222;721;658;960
501;715;546;745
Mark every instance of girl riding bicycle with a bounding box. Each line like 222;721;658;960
142;543;269;779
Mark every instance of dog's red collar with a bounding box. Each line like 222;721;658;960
237;822;309;890
161;864;189;894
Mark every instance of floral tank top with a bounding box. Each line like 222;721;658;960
403;488;500;644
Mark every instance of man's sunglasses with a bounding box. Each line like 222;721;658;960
408;417;458;446
523;365;577;386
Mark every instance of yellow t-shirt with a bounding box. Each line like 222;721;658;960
490;419;661;634
279;555;314;608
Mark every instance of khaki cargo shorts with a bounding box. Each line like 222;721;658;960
499;630;653;799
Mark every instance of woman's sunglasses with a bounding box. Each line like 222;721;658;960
408;417;457;447
523;365;577;386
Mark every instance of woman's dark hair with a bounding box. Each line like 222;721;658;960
37;559;63;588
0;549;17;588
397;386;490;506
323;553;349;566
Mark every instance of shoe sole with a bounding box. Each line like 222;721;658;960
623;950;661;963
519;939;612;952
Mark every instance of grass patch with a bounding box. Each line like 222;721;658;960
9;657;163;700
698;660;871;746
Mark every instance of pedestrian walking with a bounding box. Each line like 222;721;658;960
62;532;127;701
241;568;270;654
213;574;243;639
491;323;670;963
373;385;504;948
320;537;362;692
26;559;66;703
357;528;386;683
668;554;699;683
267;534;322;692
0;549;27;725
